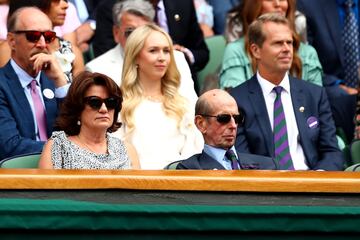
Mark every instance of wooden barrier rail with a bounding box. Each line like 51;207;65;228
0;169;359;193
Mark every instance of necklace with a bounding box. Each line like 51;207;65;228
76;135;107;154
144;94;164;102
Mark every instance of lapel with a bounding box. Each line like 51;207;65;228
3;62;35;134
247;76;274;155
198;151;226;170
39;73;57;135
162;0;179;38
322;0;345;66
289;77;311;157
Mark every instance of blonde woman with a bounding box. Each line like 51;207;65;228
117;23;203;169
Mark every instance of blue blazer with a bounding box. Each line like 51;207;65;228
297;0;360;85
230;75;344;171
176;150;277;170
0;62;60;160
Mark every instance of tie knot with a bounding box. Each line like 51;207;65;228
30;80;37;91
225;149;237;160
273;86;283;95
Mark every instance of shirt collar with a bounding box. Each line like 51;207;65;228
204;144;238;162
257;71;290;95
10;59;41;88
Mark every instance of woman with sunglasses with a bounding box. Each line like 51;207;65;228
220;0;323;90
117;23;203;170
38;71;140;169
0;0;84;82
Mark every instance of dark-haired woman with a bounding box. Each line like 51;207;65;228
39;71;139;169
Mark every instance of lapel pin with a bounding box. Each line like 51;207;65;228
174;14;180;21
299;106;305;112
43;88;54;99
307;116;319;129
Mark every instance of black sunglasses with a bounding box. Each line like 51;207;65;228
84;96;119;110
124;27;135;38
201;114;244;125
13;30;56;44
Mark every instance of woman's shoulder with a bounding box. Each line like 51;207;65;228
298;42;321;64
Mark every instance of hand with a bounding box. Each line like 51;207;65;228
76;22;94;52
173;44;195;64
30;53;67;87
339;84;358;95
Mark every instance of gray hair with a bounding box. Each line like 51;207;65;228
112;0;155;26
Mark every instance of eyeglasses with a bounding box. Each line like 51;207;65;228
124;27;135;38
201;114;244;125
13;30;56;44
84;96;119;110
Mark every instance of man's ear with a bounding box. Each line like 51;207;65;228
113;26;121;44
250;43;261;60
195;115;207;134
7;32;16;51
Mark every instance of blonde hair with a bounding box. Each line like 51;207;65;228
121;23;188;136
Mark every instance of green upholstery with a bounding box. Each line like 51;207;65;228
197;35;226;92
164;160;181;169
350;139;360;165
345;163;360;171
0;153;41;168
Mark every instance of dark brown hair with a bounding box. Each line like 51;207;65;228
228;0;302;78
55;71;123;135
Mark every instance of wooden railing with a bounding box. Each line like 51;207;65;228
0;169;359;193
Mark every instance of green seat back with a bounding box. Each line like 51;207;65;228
345;163;360;171
350;139;360;165
0;153;41;168
197;35;226;92
164;160;181;170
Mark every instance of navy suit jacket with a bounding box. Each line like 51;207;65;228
297;0;360;85
176;150;277;170
230;75;344;171
0;62;60;160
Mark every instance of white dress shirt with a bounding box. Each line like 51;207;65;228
257;72;309;170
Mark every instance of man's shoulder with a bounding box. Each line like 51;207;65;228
86;45;121;69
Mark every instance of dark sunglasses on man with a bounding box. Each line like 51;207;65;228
13;30;56;44
200;113;244;125
84;96;120;110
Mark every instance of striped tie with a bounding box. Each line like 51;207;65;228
273;86;294;170
343;0;360;87
225;149;239;170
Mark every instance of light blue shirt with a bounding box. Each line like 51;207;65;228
10;59;69;140
203;144;239;169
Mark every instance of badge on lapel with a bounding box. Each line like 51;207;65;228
43;88;54;99
307;116;319;129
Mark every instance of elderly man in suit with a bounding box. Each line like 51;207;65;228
176;89;276;170
86;0;198;106
230;13;344;171
0;7;69;160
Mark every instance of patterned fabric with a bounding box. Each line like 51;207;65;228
342;0;360;87
54;38;75;83
50;131;131;169
273;86;294;170
225;149;239;170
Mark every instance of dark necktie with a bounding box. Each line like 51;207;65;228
343;0;360;88
29;80;47;141
273;86;294;170
225;149;239;170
